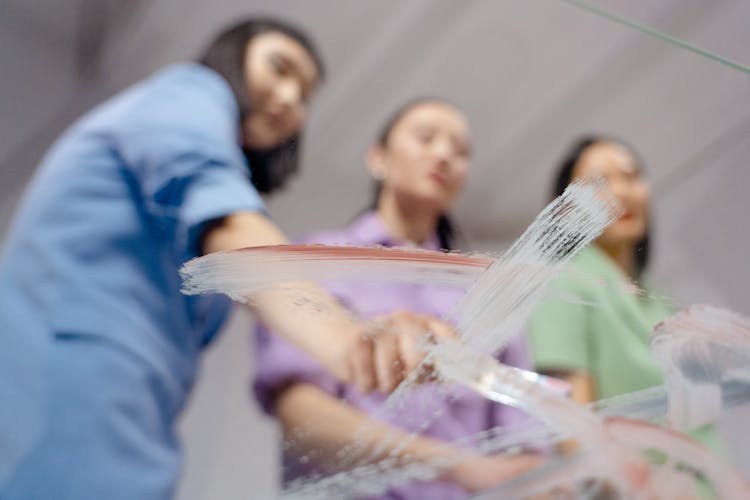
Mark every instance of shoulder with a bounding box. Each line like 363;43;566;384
535;246;611;309
83;64;239;145
143;63;236;114
563;246;619;285
552;253;597;291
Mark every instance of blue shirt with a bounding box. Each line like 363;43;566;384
0;64;264;480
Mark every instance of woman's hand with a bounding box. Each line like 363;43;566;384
444;452;544;493
346;310;458;393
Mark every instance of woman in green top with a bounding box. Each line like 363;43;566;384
528;136;673;403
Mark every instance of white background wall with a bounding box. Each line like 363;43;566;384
2;1;749;498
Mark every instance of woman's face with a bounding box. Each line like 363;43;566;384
373;102;471;214
572;141;651;247
242;31;320;150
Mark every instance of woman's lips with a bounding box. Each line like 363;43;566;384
264;110;286;128
430;171;448;187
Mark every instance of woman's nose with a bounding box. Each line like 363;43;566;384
431;137;454;162
275;80;302;109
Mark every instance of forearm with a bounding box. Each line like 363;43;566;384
560;370;596;404
202;212;360;381
250;284;361;382
540;369;596;455
276;383;457;472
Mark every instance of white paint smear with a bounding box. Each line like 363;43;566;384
180;181;750;498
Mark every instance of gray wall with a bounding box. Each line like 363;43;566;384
2;1;749;498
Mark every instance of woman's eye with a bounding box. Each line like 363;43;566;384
270;54;289;76
628;170;644;183
416;132;433;144
453;140;470;158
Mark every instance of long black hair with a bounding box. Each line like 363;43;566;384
199;18;325;194
369;98;464;251
552;136;650;276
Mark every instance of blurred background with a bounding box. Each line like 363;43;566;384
2;0;748;497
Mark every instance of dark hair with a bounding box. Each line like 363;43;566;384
370;98;464;251
552;135;650;275
199;18;325;194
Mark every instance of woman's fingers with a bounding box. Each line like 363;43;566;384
349;311;462;393
396;324;423;376
347;332;376;393
372;326;403;393
447;452;544;493
425;316;460;341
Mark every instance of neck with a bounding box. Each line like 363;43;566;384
376;191;439;245
595;240;637;279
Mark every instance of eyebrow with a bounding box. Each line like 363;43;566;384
277;52;317;92
616;159;641;174
410;122;471;151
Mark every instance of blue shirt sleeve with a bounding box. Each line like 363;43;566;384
114;128;265;259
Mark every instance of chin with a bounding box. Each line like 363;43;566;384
244;122;278;150
422;185;456;203
425;193;454;211
402;193;445;214
614;218;646;235
600;231;646;249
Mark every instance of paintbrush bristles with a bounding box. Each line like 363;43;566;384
455;178;621;354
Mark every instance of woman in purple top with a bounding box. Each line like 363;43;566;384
254;99;540;498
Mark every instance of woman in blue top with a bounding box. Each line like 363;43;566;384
0;18;448;500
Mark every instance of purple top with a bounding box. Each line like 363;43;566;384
253;212;531;499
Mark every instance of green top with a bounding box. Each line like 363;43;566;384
528;245;674;399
